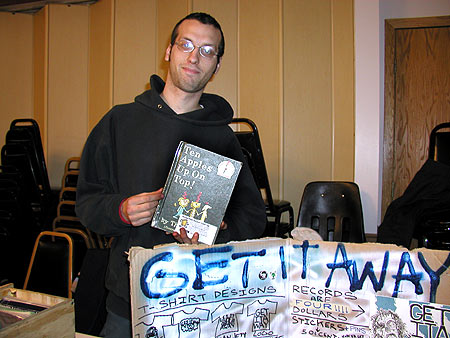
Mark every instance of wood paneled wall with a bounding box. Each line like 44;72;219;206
0;12;33;144
0;0;354;225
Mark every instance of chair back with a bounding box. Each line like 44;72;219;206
297;181;366;243
1;144;43;203
9;119;48;175
230;118;275;210
429;122;450;165
6;126;51;195
23;231;73;298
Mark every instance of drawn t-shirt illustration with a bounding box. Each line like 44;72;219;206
211;302;244;336
144;314;172;338
247;300;278;332
163;308;209;338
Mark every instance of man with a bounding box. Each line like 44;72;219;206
76;12;266;337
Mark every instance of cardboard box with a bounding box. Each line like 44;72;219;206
0;284;74;338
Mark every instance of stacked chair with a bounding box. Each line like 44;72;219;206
52;158;110;335
0;119;55;286
0;165;38;286
53;157;96;250
1;120;109;331
20;157;109;295
53;156;109;250
1;119;56;227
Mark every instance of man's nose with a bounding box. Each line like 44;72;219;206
187;47;200;64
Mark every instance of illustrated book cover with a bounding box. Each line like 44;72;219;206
151;141;242;245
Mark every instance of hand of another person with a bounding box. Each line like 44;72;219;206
172;227;199;244
172;221;227;244
121;188;163;226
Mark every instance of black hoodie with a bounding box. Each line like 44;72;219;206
76;75;266;319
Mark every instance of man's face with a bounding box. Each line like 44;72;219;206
165;19;221;94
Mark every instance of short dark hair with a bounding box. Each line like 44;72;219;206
170;12;225;58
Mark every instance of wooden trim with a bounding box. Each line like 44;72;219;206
381;15;450;218
387;15;450;29
33;5;49;156
382;19;395;219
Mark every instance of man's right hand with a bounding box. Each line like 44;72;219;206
121;188;163;226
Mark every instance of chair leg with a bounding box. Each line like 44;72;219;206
287;206;294;237
274;215;281;237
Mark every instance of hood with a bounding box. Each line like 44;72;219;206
134;75;233;126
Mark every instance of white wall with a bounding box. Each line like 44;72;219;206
354;0;450;234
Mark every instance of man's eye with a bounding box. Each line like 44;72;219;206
202;47;214;55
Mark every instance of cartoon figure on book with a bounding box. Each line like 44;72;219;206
188;192;203;218
75;12;266;338
174;192;211;221
199;203;212;221
173;192;190;219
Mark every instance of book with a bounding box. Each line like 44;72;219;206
151;141;242;245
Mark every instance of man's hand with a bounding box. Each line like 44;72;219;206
121;188;163;226
172;221;227;244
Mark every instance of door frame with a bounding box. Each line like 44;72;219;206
382;15;450;218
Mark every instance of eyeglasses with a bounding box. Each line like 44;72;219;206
174;39;218;59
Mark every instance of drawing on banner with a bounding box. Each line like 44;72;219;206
129;238;450;338
248;299;278;333
211;302;244;336
371;295;450;338
370;308;409;338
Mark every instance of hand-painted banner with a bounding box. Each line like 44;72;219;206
129;238;450;337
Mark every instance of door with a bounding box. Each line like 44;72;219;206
382;16;450;218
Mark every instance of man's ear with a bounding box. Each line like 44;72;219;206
214;59;221;74
164;45;172;62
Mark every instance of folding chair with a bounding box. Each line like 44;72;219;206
230;118;294;237
23;231;74;298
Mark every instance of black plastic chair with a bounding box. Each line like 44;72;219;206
297;181;366;242
230;118;294;237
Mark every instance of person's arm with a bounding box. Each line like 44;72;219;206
75;119;158;237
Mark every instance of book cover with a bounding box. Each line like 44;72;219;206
151;141;242;245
